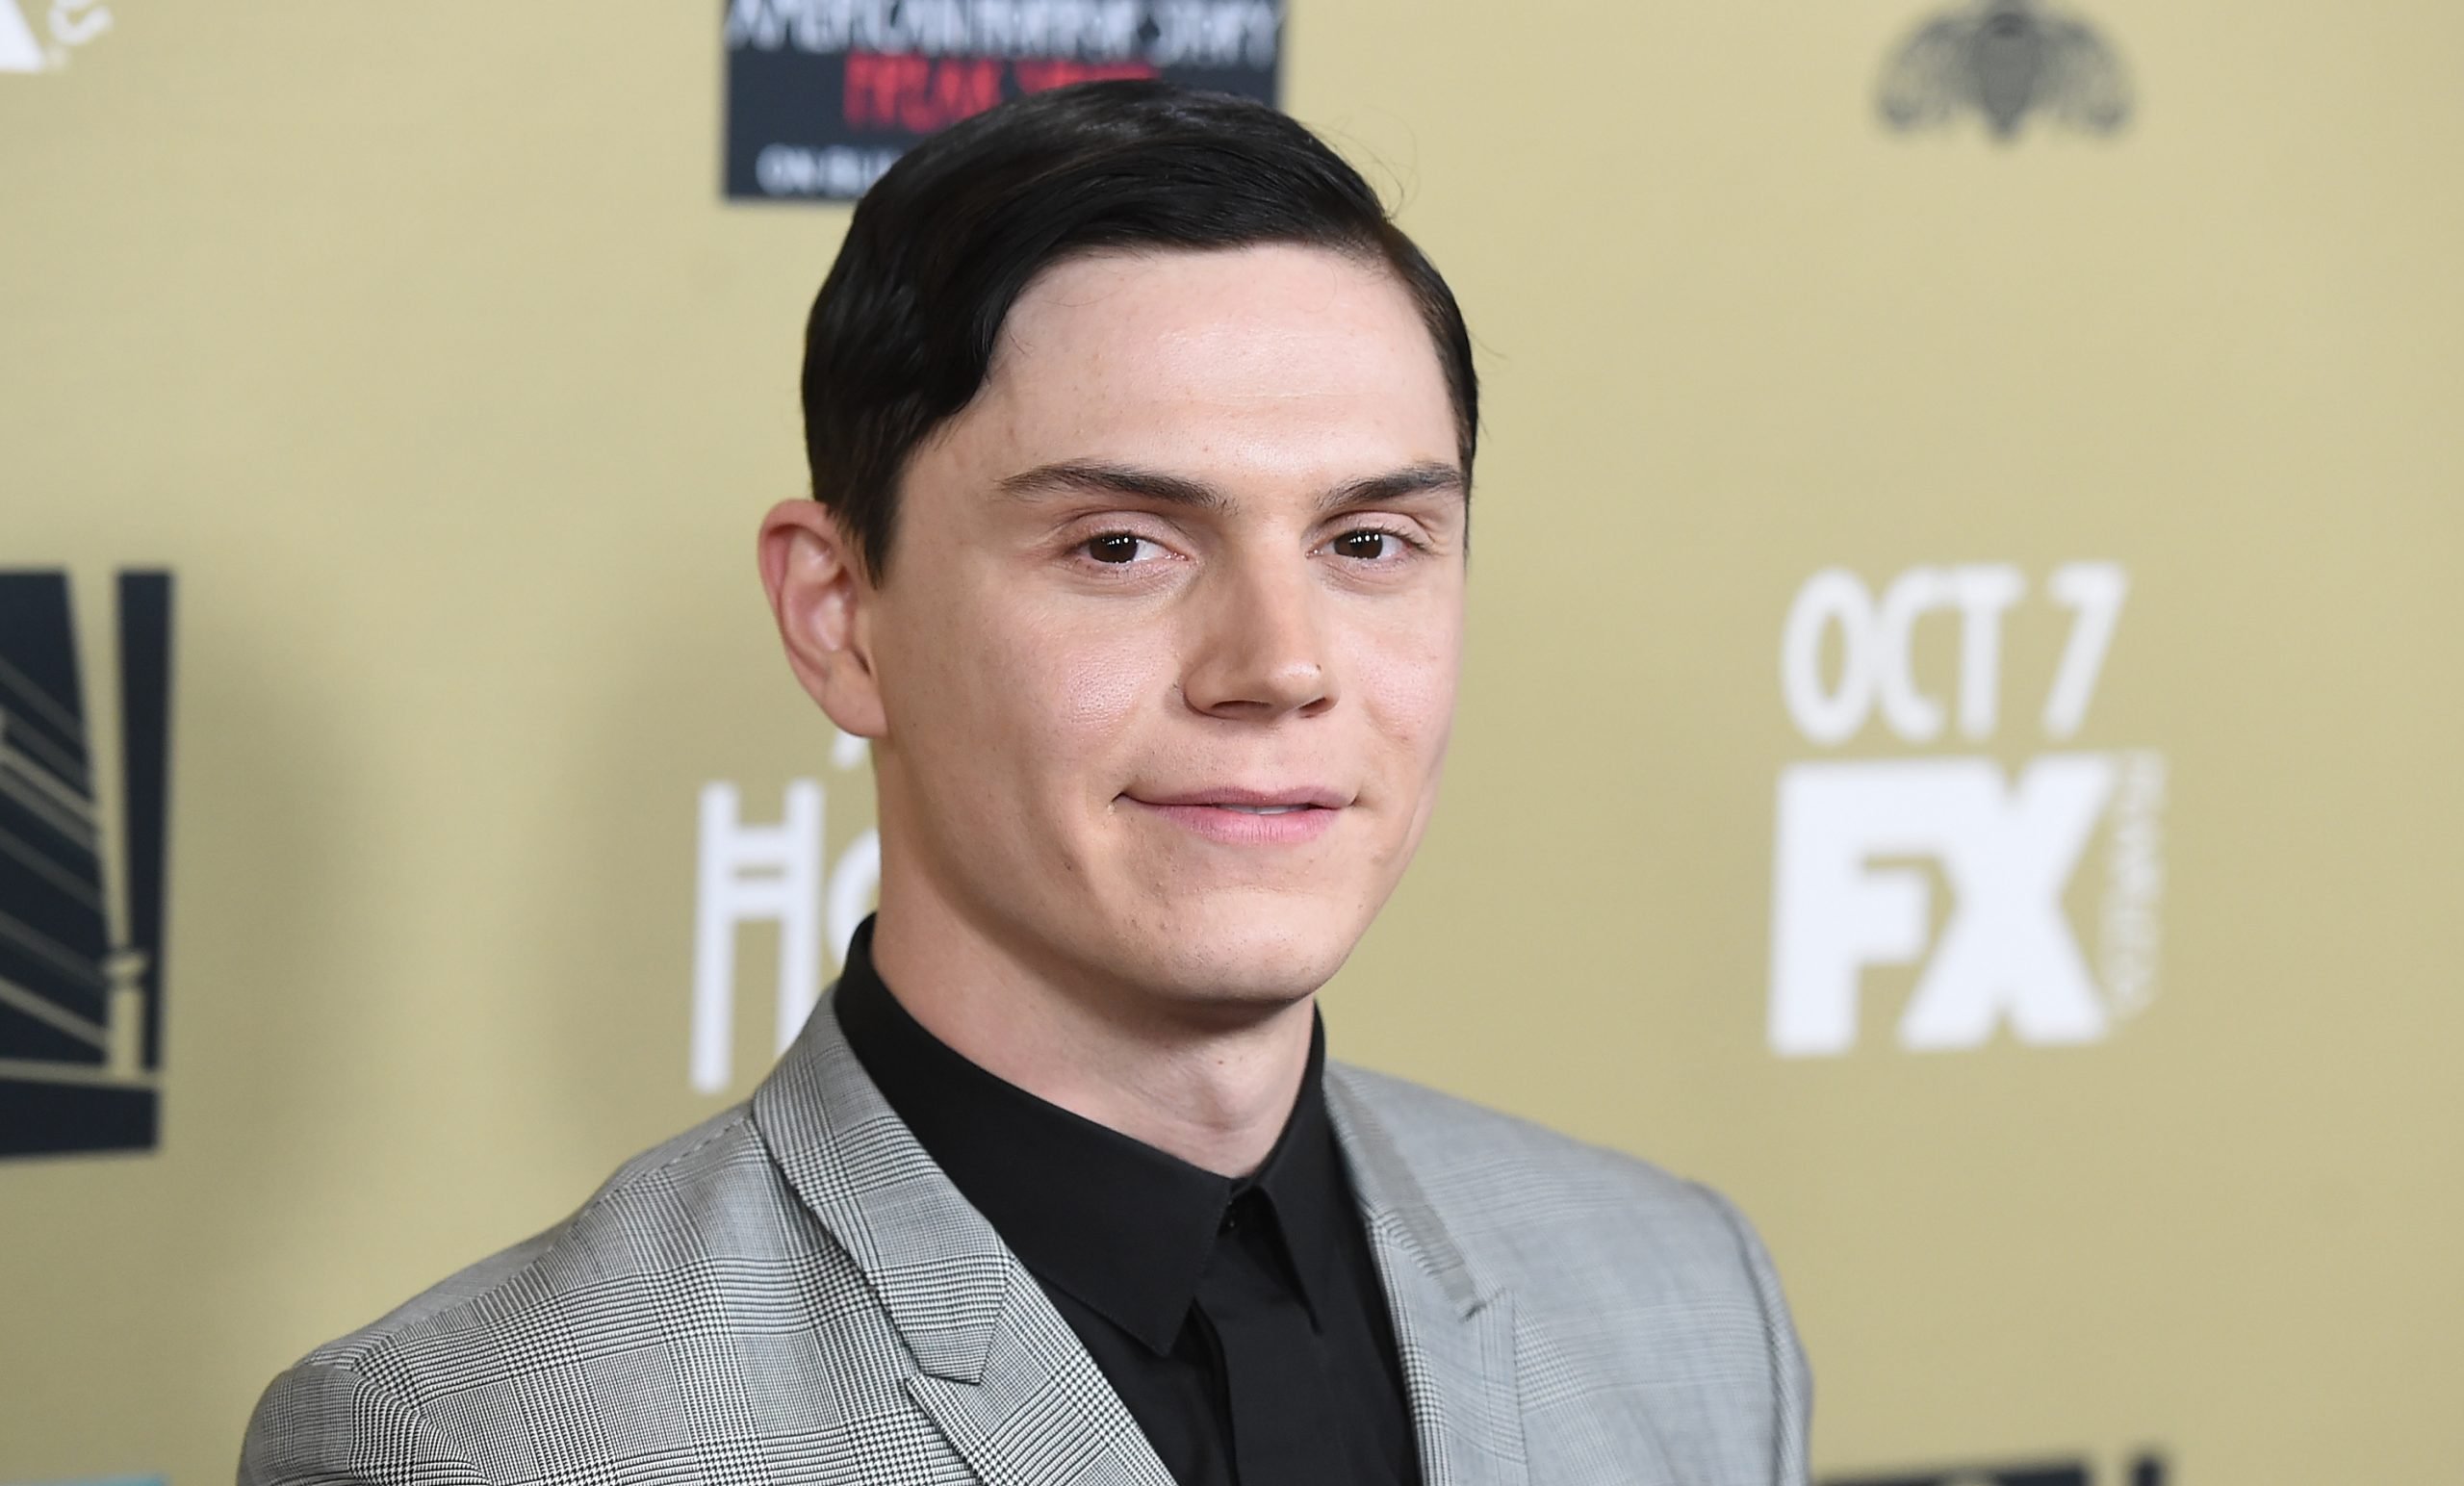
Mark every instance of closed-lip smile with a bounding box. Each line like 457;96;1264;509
1121;786;1349;844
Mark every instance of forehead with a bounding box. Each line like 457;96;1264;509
953;243;1459;480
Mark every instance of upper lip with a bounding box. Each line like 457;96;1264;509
1127;785;1350;809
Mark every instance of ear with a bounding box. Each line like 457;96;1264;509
757;499;887;741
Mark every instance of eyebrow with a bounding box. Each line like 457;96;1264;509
997;459;1466;515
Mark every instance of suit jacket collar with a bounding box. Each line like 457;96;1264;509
831;919;1359;1358
750;990;1529;1486
750;983;1014;1383
1325;1065;1529;1486
753;986;1178;1486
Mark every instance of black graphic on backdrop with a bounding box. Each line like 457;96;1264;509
1880;0;2132;141
1827;1451;2166;1486
724;0;1283;201
0;570;174;1159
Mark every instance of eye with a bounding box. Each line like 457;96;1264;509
1329;527;1410;561
1082;532;1155;565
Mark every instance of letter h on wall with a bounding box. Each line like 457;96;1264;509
689;781;822;1095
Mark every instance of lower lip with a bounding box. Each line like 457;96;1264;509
1130;801;1343;846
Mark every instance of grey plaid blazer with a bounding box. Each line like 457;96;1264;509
242;994;1811;1485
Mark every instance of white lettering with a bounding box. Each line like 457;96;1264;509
1781;568;1879;746
4;0;109;69
1874;566;1953;743
1947;563;2024;738
2042;560;2127;739
1150;0;1280;66
1769;754;2118;1056
1786;562;2116;746
1;0;47;69
2099;750;2166;1017
690;781;823;1094
1768;761;1938;1055
48;0;107;47
727;0;1176;60
1896;754;2116;1050
756;143;901;197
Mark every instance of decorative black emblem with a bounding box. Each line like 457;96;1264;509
1825;1452;2166;1486
0;570;174;1159
1879;0;2132;141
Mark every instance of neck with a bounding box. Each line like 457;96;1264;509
865;887;1318;1179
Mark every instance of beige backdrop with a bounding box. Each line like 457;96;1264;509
4;1;2460;1481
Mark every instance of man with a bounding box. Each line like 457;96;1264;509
242;82;1811;1486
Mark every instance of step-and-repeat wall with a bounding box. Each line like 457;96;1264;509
5;2;2459;1482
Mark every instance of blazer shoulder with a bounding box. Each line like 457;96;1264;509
295;1105;760;1368
1330;1063;1812;1480
1328;1062;1789;1302
1330;1061;1709;1213
244;1106;775;1466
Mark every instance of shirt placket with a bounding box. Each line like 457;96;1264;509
1194;1190;1345;1485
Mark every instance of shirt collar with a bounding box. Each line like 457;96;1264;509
830;915;1350;1355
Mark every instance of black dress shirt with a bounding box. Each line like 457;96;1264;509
832;917;1420;1486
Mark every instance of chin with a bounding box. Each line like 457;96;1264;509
1101;888;1371;1010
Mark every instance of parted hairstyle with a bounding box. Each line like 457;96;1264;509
799;79;1478;578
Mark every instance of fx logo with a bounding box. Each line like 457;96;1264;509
1;0;111;73
1768;562;2165;1057
688;728;880;1094
0;570;174;1158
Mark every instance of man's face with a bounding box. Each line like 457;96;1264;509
866;243;1467;1015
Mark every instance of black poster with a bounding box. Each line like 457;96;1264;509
0;570;174;1160
724;0;1285;201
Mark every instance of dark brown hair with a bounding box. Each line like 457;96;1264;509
800;80;1478;577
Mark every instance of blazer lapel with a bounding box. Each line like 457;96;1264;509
902;1277;1177;1486
1325;1070;1529;1486
751;996;1174;1486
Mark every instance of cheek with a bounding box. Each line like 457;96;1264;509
1057;638;1150;738
977;604;1164;792
1355;607;1464;768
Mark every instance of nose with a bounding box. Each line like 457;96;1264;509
1180;550;1338;722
